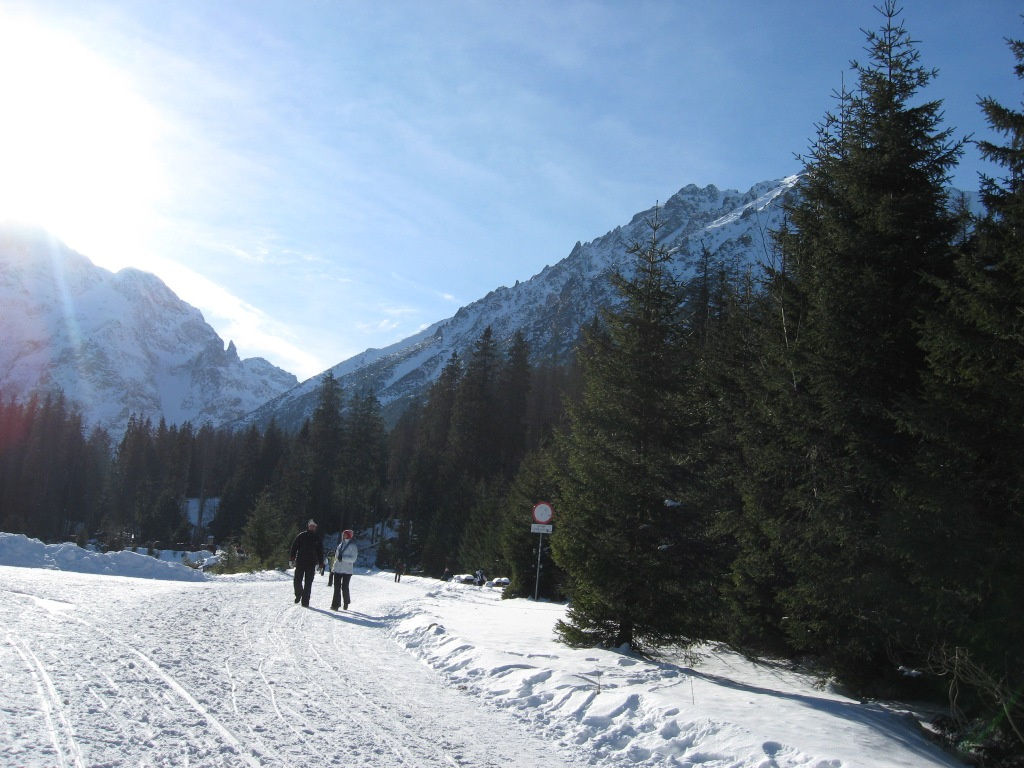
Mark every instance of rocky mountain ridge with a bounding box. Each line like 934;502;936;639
0;176;798;435
238;175;799;431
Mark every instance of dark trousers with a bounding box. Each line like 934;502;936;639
294;563;316;606
331;573;352;609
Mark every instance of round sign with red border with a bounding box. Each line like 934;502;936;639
532;502;554;524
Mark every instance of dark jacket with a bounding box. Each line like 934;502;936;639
290;529;324;567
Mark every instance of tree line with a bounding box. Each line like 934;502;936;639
540;6;1023;759
0;343;575;571
1;3;1021;759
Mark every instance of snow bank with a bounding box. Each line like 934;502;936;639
384;572;962;768
0;532;207;581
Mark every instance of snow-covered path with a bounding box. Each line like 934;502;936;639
0;535;968;768
1;568;581;768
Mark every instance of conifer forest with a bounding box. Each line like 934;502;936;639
2;5;1023;761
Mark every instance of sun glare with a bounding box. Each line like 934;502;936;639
0;13;165;270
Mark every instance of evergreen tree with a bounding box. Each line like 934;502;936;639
105;415;157;547
242;491;290;568
456;478;508;579
496;330;532;479
526;357;582;448
308;372;345;531
735;1;963;678
415;353;463;574
275;421;315;537
448;327;535;573
22;394;77;538
709;261;797;654
904;34;1024;744
386;400;423;566
78;426;113;541
499;448;565;600
212;426;263;542
0;393;105;541
257;419;287;491
448;327;501;482
145;421;193;544
551;207;712;650
189;422;224;546
340;390;389;532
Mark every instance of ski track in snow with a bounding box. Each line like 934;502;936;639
5;632;86;768
0;570;584;768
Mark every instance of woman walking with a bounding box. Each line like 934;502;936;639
330;530;358;611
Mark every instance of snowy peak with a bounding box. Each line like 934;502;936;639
240;176;798;431
0;224;298;434
0;176;796;435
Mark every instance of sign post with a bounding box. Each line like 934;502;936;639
531;502;554;601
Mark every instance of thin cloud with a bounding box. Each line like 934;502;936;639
5;0;1017;385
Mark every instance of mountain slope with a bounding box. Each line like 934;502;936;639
240;176;798;431
0;224;297;434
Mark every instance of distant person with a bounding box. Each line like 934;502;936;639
441;568;452;582
474;568;486;587
394;560;405;583
330;529;358;611
289;519;325;608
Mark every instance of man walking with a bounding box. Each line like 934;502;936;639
289;519;325;607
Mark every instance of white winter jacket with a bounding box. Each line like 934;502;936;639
331;539;358;575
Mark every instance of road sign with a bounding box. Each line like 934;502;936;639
532;502;554;524
531;502;555;601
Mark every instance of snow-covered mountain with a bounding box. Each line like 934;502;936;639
240;176;798;431
0;224;298;435
0;177;797;435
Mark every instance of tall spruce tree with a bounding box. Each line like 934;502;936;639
456;330;535;575
106;415;157;547
212;425;263;542
386;400;422;564
496;330;532;479
414;353;463;574
340;390;389;532
242;491;290;568
734;2;962;678
308;371;345;531
275;421;315;535
551;207;713;650
448;327;501;482
904;34;1024;742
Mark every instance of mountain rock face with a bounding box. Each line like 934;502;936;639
0;224;298;435
241;176;799;431
0;177;798;435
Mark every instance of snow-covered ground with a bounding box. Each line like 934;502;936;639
0;533;964;768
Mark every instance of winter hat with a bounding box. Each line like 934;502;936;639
307;519;317;529
342;529;353;539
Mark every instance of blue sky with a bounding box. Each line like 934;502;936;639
0;0;1020;380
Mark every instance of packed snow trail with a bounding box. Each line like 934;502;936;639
0;568;584;768
0;541;966;768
